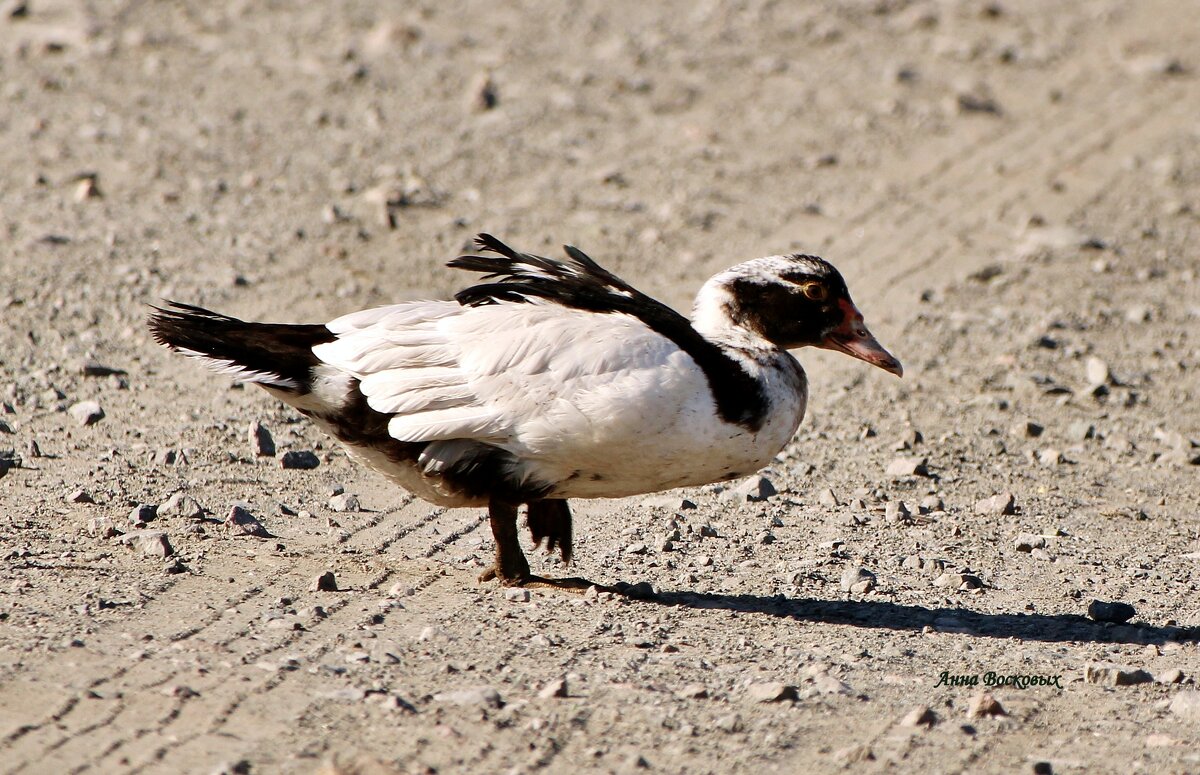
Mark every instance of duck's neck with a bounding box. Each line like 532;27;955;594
690;279;774;350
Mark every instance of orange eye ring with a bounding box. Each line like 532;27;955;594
801;282;828;301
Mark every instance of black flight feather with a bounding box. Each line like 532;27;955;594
449;234;769;431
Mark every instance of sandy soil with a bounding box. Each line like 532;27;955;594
2;0;1200;773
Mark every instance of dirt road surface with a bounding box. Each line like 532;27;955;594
2;1;1199;773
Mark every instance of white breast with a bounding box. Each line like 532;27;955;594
524;348;806;499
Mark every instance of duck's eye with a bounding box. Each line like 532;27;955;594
800;282;828;301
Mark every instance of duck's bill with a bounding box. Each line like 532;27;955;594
822;330;903;376
819;301;903;377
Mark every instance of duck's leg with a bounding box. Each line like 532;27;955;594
478;500;530;583
527;498;573;564
478;499;610;592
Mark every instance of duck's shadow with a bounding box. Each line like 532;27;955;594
635;589;1199;646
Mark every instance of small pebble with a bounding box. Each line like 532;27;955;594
417;626;447;641
87;516;118;538
1087;599;1136;623
74;175;101;201
1084;663;1152;686
433;687;503;708
958;574;984;590
159;492;205;520
1014;533;1046;552
900;706;938;728
68;401;105;426
1085;356;1111;387
1169;690;1200;719
248;420;275;457
974;492;1016;516
328;493;361;512
893;428;923;450
730;475;777;501
955;85;1001;114
1012;421;1044;438
884;501;911;524
504;588;530;602
811;673;853;695
279;450;320;470
224;505;270;537
80;360;124;377
933;572;964;589
966;692;1006;718
886;457;928;477
3;1;30;20
128;504;157;525
746;682;798;703
919;495;944;512
1124;54;1184;77
468;71;498;111
840;566;876;594
119;530;174;558
834;744;876;764
210;760;252;775
1067;421;1095;441
1125;305;1152;323
312;571;338;592
538;677;568;698
1156;668;1184;684
1038;448;1063;466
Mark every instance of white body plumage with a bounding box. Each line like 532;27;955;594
292;298;807;506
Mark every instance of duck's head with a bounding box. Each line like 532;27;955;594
692;253;902;377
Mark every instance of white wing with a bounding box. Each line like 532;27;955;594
313;299;704;457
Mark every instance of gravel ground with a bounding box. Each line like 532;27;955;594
1;1;1199;773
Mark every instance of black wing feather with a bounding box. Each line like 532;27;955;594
449;234;768;430
450;233;672;315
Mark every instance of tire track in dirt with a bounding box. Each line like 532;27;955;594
854;83;1190;302
0;498;456;773
768;72;1192;305
868;85;1194;299
73;510;487;773
138;513;493;772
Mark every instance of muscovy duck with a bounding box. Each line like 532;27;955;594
149;234;900;590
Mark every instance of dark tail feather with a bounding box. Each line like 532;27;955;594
527;499;573;564
447;233;561;279
474;232;520;259
148;301;334;391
